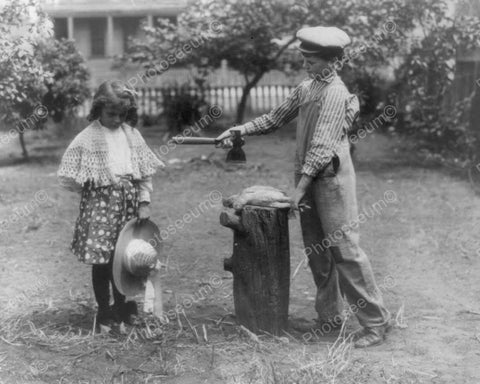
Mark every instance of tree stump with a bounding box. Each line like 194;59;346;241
220;205;290;335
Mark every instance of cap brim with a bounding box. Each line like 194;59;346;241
298;46;323;54
297;41;323;55
113;218;161;297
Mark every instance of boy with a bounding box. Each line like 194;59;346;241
216;26;391;347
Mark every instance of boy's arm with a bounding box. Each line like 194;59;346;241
216;83;303;141
243;84;302;135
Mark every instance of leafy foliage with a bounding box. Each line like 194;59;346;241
122;0;418;123
0;0;90;158
39;39;91;123
392;0;480;163
160;85;209;134
0;0;53;124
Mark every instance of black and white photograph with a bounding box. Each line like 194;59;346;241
0;0;479;382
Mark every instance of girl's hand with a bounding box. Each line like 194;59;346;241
138;202;151;220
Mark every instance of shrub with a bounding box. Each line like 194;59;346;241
160;85;210;135
39;39;91;123
391;0;480;166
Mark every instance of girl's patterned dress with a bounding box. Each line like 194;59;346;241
58;120;164;265
72;178;138;264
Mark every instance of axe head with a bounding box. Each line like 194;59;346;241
226;130;246;164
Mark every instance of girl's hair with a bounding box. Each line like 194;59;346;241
87;80;139;127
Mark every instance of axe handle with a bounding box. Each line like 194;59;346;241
172;137;218;145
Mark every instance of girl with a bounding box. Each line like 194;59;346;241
58;80;164;327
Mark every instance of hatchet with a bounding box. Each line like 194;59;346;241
171;130;246;163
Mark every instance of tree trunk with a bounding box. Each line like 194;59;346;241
236;71;266;124
220;206;290;335
18;131;28;159
234;36;298;124
236;83;254;124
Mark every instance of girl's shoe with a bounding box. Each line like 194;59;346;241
112;301;138;325
96;307;115;330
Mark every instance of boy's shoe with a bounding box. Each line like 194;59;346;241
352;321;393;348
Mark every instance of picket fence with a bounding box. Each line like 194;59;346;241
78;84;296;117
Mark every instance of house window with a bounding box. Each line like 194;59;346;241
54;18;68;39
118;17;141;52
90;18;106;57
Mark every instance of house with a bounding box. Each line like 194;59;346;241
41;0;192;86
41;0;300;89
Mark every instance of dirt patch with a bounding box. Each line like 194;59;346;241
0;127;479;383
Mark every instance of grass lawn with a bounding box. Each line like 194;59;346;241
0;120;479;383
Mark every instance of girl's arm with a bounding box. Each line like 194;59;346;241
58;176;83;193
138;176;152;220
138;176;153;203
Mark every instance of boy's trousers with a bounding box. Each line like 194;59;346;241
295;138;390;328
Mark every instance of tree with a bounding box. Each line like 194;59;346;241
0;0;91;159
0;0;53;158
123;0;417;124
391;0;480;164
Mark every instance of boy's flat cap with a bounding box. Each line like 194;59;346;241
296;26;351;54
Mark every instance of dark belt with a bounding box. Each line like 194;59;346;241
116;174;134;181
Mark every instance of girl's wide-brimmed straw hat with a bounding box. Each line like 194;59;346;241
113;218;161;296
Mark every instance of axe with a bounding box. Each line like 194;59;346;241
171;130;246;163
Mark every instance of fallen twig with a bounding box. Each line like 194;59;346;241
239;325;260;344
68;346;102;361
181;311;200;343
458;309;480;316
202;324;208;343
291;258;306;282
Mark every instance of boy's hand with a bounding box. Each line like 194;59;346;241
138;202;151;220
215;126;247;148
291;188;307;211
291;175;313;210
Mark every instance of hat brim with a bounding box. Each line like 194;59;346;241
113;218;161;297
